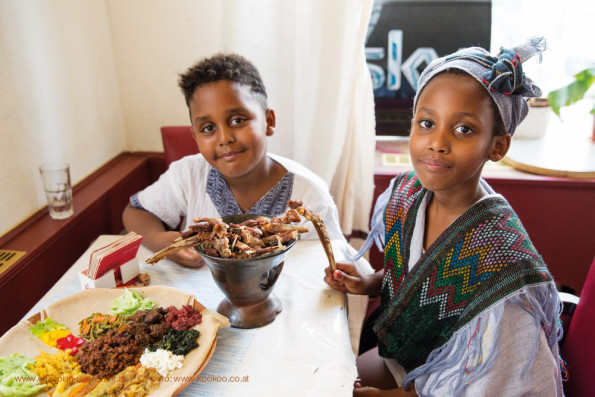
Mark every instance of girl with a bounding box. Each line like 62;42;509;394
325;38;564;396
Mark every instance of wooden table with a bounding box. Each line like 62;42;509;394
504;103;595;179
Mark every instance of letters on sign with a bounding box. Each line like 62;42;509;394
367;29;439;92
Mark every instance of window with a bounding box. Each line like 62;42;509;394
367;0;595;136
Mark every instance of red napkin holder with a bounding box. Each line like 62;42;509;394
79;233;143;289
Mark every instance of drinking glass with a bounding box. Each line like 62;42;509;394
39;162;74;220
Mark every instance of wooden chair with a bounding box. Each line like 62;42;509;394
160;126;198;168
559;256;595;396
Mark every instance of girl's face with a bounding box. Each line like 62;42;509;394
409;72;510;195
189;80;275;180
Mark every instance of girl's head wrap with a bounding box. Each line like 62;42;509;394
413;37;546;136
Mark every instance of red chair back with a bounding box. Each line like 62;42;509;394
561;256;595;396
160;126;199;168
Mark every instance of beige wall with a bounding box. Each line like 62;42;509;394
0;1;124;235
105;0;215;151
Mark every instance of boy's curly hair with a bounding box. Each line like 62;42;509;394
178;53;268;109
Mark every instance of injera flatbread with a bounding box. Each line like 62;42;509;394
0;286;230;396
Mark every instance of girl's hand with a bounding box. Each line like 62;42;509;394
324;262;370;295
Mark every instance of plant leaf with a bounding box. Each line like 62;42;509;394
547;67;595;117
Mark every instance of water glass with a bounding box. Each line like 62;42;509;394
39;162;74;220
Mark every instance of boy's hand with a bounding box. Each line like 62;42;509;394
168;247;205;268
151;231;205;268
324;262;368;295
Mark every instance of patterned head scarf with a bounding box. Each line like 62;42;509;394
413;37;546;136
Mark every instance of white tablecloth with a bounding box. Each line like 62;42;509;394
24;236;366;396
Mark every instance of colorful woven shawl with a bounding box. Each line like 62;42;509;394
374;172;553;372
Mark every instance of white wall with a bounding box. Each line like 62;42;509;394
105;0;215;151
0;1;124;235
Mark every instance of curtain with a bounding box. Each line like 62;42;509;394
286;1;376;235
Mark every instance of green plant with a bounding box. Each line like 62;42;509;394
547;67;595;117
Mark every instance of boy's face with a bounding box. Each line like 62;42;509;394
409;73;510;195
188;80;275;180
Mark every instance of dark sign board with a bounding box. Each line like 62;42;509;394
366;0;492;135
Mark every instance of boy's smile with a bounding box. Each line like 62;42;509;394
409;72;509;200
188;80;275;182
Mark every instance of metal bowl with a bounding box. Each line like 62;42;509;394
195;214;297;328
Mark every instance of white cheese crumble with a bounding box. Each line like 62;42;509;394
140;348;184;376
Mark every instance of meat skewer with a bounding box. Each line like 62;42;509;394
287;200;337;272
145;234;204;264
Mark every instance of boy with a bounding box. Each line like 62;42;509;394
123;53;344;267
